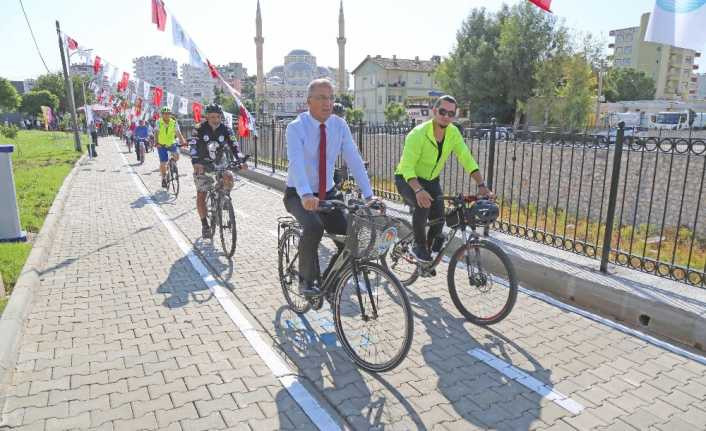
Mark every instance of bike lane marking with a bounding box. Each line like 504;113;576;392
114;140;342;431
468;348;584;415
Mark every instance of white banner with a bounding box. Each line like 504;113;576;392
171;16;190;50
143;82;151;99
166;92;175;111
223;111;233;129
646;1;706;51
178;96;189;115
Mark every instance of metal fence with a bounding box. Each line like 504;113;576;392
238;119;705;288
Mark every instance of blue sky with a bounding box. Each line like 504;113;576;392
1;0;703;81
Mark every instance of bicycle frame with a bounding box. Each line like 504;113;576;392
396;215;482;272
279;224;379;320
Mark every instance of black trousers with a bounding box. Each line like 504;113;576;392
395;175;444;249
283;187;347;283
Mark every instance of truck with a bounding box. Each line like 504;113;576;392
647;109;706;130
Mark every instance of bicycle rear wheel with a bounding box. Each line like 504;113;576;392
207;193;219;240
168;161;180;196
278;228;310;314
219;197;237;258
334;261;412;372
380;218;419;286
447;239;517;325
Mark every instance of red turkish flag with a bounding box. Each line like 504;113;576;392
528;0;551;12
118;72;129;92
66;36;79;50
238;105;250;138
93;56;102;75
153;86;163;106
192;102;203;122
151;0;167;31
206;60;220;79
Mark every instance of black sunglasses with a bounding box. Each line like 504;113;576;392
438;108;456;118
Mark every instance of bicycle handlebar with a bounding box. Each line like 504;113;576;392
318;198;385;213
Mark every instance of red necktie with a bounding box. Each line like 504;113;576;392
318;123;327;198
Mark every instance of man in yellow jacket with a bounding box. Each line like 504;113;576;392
155;107;187;188
395;95;493;262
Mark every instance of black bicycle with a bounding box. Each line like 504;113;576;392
381;195;518;325
277;200;413;372
205;156;249;258
165;154;180;197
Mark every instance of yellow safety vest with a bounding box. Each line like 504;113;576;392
156;118;177;146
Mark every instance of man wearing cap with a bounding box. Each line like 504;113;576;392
155;107;187;188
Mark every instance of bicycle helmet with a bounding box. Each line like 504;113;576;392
160;107;171;113
333;103;345;117
467;199;499;225
205;103;222;114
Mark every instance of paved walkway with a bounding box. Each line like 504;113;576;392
2;136;706;430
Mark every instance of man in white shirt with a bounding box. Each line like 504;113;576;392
284;78;375;295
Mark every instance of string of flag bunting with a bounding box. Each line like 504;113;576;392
61;0;255;138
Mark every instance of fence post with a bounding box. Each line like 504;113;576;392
600;122;625;273
357;120;364;156
487;118;497;191
253;130;258;169
271;118;276;173
484;119;497;237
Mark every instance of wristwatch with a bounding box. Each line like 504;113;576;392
414;188;424;194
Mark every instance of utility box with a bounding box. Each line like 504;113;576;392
0;145;27;242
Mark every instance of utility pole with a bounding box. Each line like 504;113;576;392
56;20;82;152
595;59;605;129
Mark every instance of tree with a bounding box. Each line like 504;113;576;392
337;93;353;108
435;7;511;122
20;90;59;115
0;78;21;112
32;72;91;114
555;54;596;131
345;107;364;124
436;4;566;124
603;68;656;102
498;2;567;128
384;102;407;123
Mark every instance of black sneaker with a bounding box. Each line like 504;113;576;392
162;177;168;188
431;234;446;253
411;244;432;263
202;224;212;239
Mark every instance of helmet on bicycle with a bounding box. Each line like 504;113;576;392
160;107;171;114
205;103;222;114
333;103;345;117
467;199;499;225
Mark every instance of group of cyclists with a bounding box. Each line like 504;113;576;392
117;77;493;298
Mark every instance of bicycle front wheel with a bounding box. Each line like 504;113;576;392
380;218;419;286
334;261;413;372
219;198;237;258
447;239;517;326
278;228;310;314
169;162;180;196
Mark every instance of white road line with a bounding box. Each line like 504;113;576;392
113;140;341;431
468;348;584;415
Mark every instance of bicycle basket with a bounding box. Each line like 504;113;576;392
345;209;398;260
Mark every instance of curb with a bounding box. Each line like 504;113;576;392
239;166;706;356
0;153;86;412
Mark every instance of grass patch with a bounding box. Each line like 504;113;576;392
0;297;7;315
0;130;83;309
